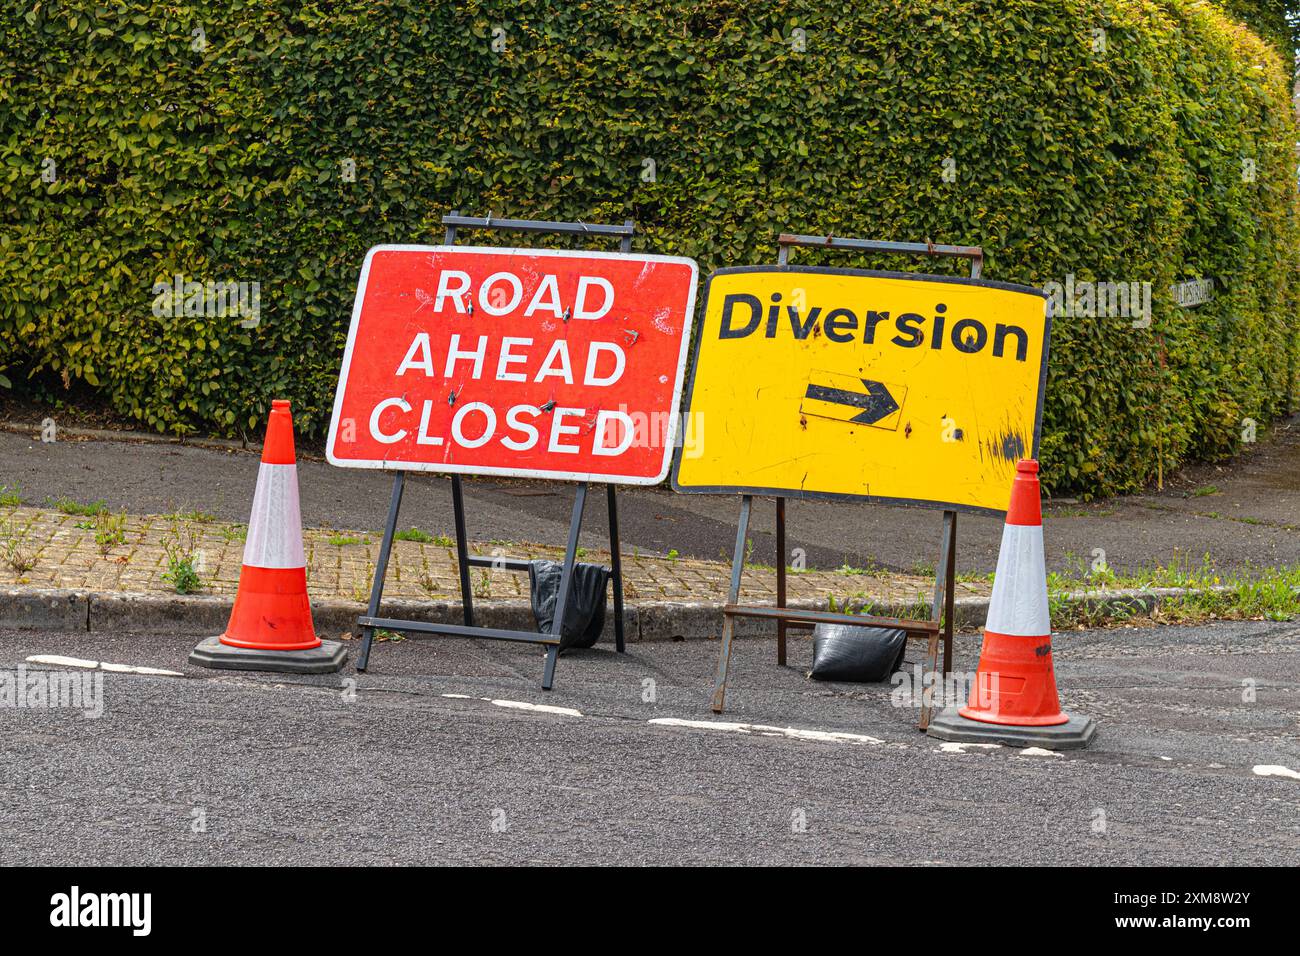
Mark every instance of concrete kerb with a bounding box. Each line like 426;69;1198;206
0;420;263;457
1057;583;1241;618
0;584;1254;641
0;587;90;630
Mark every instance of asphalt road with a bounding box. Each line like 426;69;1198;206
1;620;1297;865
2;413;1298;574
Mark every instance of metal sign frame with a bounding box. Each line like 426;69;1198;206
704;233;1002;729
353;212;635;689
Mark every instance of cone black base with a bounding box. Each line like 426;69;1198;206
188;635;348;674
927;706;1097;750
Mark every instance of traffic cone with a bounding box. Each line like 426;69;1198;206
189;400;347;674
926;460;1095;749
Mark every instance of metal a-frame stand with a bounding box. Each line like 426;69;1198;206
354;212;631;688
710;233;986;730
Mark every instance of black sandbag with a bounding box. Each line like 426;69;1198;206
528;559;610;650
809;623;908;682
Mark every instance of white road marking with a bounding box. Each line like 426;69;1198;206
25;655;182;677
936;742;1001;754
648;717;883;746
1252;764;1300;781
25;655;98;669
440;694;583;717
490;699;583;717
1018;746;1062;757
100;663;184;677
650;718;750;733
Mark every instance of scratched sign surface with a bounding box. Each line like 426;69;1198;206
327;246;698;483
672;266;1050;514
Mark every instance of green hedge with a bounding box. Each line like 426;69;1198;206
2;0;1297;496
1214;0;1297;54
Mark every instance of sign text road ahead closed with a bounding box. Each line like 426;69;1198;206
672;266;1050;514
328;246;698;483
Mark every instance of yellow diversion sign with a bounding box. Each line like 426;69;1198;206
672;267;1051;514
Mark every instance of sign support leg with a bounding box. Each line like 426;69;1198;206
920;509;958;730
607;484;626;653
451;475;474;627
357;472;406;673
776;496;787;666
710;494;752;713
543;482;589;690
944;513;957;675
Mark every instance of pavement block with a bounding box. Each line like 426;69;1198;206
953;597;992;629
310;598;377;639
0;587;89;630
89;591;232;634
635;601;722;642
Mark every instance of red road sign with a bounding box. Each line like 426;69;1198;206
327;245;699;483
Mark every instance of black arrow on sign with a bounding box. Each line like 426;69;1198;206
803;380;900;425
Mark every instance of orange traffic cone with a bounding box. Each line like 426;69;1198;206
189;401;347;674
927;460;1095;749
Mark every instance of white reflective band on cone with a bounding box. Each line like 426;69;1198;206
984;522;1050;636
241;462;306;569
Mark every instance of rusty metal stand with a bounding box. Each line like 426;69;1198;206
354;213;633;688
709;497;955;729
925;510;958;727
709;233;982;728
